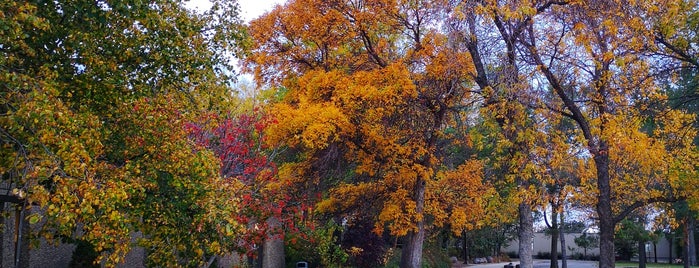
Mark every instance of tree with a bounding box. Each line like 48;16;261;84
244;1;487;267
615;218;649;261
446;1;698;268
445;2;583;266
574;233;599;259
0;0;248;266
540;116;583;268
185;110;291;267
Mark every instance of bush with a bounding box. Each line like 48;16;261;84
507;251;519;259
570;252;584;260
69;240;99;268
447;247;462;259
569;252;599;261
534;251;562;259
341;219;387;268
285;221;348;268
499;253;511;262
421;242;451;268
381;242;451;268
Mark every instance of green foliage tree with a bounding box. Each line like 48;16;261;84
614;218;650;261
0;0;249;266
574;233;599;259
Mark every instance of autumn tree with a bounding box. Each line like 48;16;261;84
244;0;491;267
0;0;250;266
185;110;299;267
444;2;699;268
539;119;583;268
659;3;699;266
497;1;694;267
444;1;563;266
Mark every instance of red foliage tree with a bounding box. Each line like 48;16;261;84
186;110;298;257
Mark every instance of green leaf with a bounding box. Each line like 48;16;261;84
28;214;41;225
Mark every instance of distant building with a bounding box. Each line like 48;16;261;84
503;232;673;262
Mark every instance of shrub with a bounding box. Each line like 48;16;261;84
507;251;519;259
69;240;99;268
534;252;562;259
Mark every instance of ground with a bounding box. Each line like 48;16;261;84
453;260;600;268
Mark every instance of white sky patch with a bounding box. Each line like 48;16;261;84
185;0;284;22
239;0;285;22
183;0;285;87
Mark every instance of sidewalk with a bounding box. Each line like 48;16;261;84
453;260;599;268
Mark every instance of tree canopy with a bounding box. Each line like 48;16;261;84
1;0;699;267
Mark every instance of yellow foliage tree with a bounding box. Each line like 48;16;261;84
245;0;491;266
445;1;699;267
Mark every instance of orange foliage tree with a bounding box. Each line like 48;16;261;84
244;0;491;266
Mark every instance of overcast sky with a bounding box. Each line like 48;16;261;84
185;0;285;22
238;0;285;22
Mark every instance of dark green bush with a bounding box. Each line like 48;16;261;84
69;239;99;268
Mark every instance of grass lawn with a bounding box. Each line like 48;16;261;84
615;262;699;268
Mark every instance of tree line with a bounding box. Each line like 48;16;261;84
1;0;699;267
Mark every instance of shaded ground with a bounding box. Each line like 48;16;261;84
614;262;699;268
453;260;599;268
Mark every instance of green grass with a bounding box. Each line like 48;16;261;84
615;262;699;268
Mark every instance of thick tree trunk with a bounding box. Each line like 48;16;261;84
262;217;285;268
519;202;534;268
684;222;690;268
400;178;426;268
0;202;4;268
550;209;559;268
684;216;697;268
463;231;471;264
595;151;615;268
400;221;425;268
689;217;697;266
598;216;615;268
639;240;646;268
559;212;568;268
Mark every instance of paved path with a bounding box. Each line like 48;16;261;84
453;260;599;268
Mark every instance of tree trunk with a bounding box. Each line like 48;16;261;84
653;242;657;263
689;217;697;266
262;217;285;268
597;201;615;268
400;177;426;268
13;205;29;268
519;202;534;268
550;208;559;268
639;240;646;268
594;150;615;268
0;202;4;268
463;231;470;265
559;212;568;268
684;221;689;268
668;235;673;264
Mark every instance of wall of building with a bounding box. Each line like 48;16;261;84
0;203;245;268
502;233;600;257
2;204;75;268
502;232;674;262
